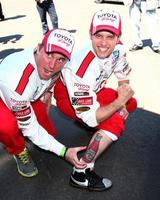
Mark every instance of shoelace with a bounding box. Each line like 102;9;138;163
17;150;31;165
86;169;101;185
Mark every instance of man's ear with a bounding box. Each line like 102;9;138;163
116;36;122;44
36;43;41;54
89;30;92;40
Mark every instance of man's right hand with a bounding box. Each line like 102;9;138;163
96;83;135;124
65;146;87;169
117;83;134;106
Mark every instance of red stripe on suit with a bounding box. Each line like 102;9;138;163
15;63;34;95
76;51;95;78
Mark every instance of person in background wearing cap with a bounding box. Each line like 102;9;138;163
0;28;87;178
54;9;137;191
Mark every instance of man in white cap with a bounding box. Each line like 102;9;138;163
0;28;87;178
54;10;137;191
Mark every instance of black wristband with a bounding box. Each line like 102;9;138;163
63;147;68;159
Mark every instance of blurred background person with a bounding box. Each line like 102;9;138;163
128;0;160;53
0;1;5;21
35;0;58;35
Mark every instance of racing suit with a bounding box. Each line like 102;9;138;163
0;48;65;155
54;42;137;140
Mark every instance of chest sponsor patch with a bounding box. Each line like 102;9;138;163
76;106;90;113
10;98;27;106
12;107;31;121
112;49;120;59
71;97;93;105
74;82;90;91
74;91;89;96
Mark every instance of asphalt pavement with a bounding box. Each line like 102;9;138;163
0;0;160;200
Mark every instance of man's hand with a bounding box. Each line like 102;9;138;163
117;83;134;106
96;83;134;123
65;146;87;169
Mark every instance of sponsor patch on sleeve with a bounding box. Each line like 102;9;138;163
122;64;131;75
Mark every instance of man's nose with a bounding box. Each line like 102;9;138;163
49;59;56;69
101;38;108;46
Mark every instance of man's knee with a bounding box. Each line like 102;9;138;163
126;97;137;112
97;112;125;138
0;116;19;135
0;120;25;155
97;88;117;105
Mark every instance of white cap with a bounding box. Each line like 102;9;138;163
90;9;122;36
42;28;75;59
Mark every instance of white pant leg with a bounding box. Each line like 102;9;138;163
129;3;143;46
141;2;160;48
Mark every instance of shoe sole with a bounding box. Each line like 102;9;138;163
153;50;160;54
69;180;112;191
17;167;38;178
129;48;143;52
